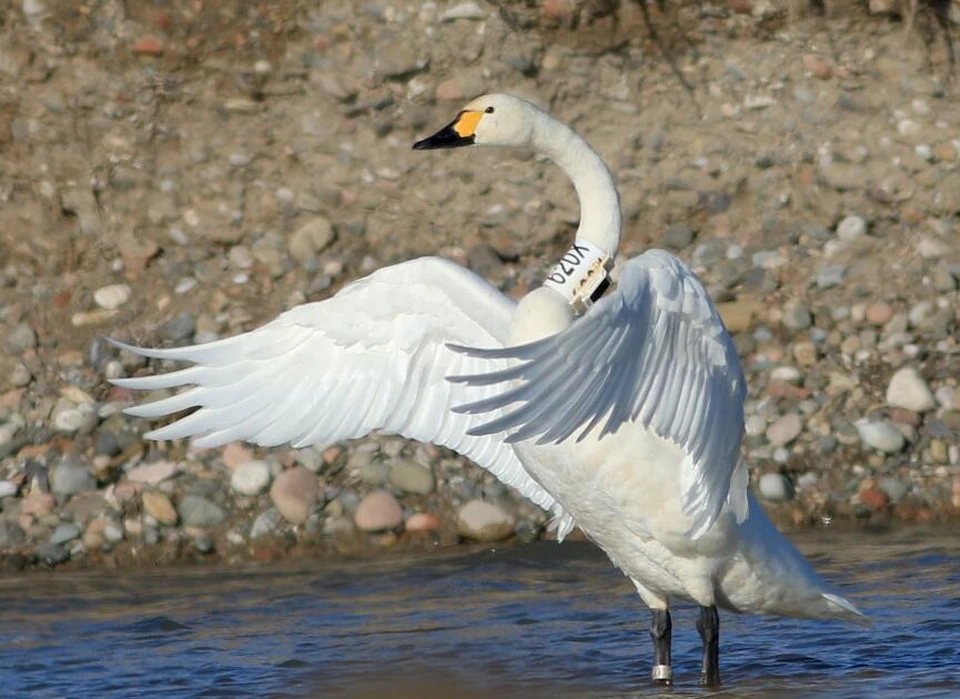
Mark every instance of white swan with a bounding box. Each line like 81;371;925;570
110;94;865;686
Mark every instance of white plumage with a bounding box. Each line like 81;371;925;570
112;93;864;685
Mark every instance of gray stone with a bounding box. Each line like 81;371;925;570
0;520;26;548
886;367;936;413
52;401;98;434
758;473;794;502
177;495;226;528
836;215;866;242
35;543;70;566
877;476;909;503
251;508;283;538
95;431;121;457
50;522;81;545
855;419;905;453
6;323;37;354
816;264;846;289
9;362;32;387
51;456;97;496
192;534;215;554
692;239;726;268
164;313;196;343
662;223;696;250
358;460;390;486
387;459;435;495
782;303;812;331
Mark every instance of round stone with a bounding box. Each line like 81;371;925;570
231;460;272;496
766;414;802;446
387;459;435;495
142;491;178;526
354;490;403;532
269;466;320;524
886;367;936;413
177;494;225;528
93;283;132;310
836;215;866;242
855;419;905;453
758;473;794;502
456;500;515;542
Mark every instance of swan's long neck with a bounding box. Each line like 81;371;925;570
532;114;621;258
507;113;622;346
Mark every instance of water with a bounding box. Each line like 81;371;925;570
1;526;958;698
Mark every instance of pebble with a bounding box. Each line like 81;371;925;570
222;443;255;469
877;476;909;503
766;414;802;446
354;490;403;532
126;461;179;485
177;495;225;528
269;466;320;524
886;367;936;413
457;500;515;542
662;223;696;250
50;522;81;545
782;304;812;331
93;284;132;310
0;520;26;548
6;323;37;354
836;215;866;242
387;459;435;495
35;543;70;566
142;491;178;526
405;512;442;532
10;362;32;387
0;481;18;498
758;472;794;502
441;2;486;20
250;508;283;538
745;415;767;437
855;419;905;453
815;265;846;289
859;487;890;512
231;460;272;496
51;456;97;496
865;302;894;326
288;217;336;266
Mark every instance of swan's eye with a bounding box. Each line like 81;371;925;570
485;106;495;114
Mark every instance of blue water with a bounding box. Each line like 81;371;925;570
1;527;958;698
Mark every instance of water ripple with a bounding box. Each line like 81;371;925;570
0;527;958;697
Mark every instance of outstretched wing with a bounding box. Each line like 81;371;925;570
110;256;573;533
449;250;747;538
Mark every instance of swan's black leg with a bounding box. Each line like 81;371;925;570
697;605;721;686
650;608;672;684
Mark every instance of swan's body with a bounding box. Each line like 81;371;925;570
111;94;864;685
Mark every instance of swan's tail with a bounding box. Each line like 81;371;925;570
821;592;869;627
736;494;869;626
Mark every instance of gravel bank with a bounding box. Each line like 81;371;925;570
1;1;959;571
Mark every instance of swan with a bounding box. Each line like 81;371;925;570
109;93;866;686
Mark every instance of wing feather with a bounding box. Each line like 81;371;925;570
449;250;747;538
111;256;571;530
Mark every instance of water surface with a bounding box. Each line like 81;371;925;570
1;527;958;698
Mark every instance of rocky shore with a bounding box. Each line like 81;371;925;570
1;1;959;571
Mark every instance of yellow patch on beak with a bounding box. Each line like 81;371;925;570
454;110;483;138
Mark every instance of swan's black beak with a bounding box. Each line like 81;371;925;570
413;111;479;150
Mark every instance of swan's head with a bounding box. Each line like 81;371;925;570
413;94;539;151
